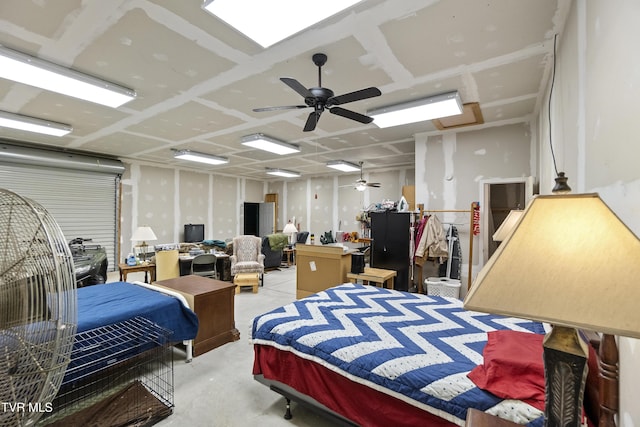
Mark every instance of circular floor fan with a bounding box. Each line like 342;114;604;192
0;188;77;427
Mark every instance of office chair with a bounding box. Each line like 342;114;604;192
191;253;218;279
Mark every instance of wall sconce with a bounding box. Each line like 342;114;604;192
0;44;136;108
173;150;229;166
241;134;300;155
367;91;463;128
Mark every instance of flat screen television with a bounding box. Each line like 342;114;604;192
184;224;204;243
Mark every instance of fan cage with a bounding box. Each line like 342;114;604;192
1;188;77;427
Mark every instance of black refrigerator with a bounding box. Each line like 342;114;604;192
370;211;411;291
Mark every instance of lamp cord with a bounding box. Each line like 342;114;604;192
548;33;559;176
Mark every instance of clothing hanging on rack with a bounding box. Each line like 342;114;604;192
415;214;448;259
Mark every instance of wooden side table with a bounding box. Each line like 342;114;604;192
118;262;156;283
282;247;295;267
154;275;240;357
347;267;397;290
465;409;521;426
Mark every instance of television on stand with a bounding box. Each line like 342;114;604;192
184;224;204;243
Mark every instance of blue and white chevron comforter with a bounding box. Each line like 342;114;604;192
251;283;546;426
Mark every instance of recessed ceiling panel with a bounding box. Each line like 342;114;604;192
73;8;236;111
382;0;557;77
126;101;243;140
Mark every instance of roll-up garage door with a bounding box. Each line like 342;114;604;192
0;144;123;273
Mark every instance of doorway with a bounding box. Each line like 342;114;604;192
479;177;535;265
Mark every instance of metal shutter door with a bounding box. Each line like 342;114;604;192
0;162;119;272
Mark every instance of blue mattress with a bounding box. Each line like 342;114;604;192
76;281;198;341
61;282;199;385
251;283;546;426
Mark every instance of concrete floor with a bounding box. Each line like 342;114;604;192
107;266;336;427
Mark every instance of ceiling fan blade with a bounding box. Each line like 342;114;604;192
281;77;313;98
327;87;381;106
303;111;319;132
367;182;382;188
253;105;308;112
330;107;374;124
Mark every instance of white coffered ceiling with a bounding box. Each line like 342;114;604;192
0;0;570;179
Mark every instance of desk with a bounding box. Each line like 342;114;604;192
347;267;396;290
179;253;230;281
154;275;240;356
118;262;156;283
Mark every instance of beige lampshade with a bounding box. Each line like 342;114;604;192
492;209;524;242
283;223;298;234
131;226;157;243
464;193;640;338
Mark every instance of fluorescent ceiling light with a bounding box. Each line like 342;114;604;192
241;134;299;155
0;44;136;108
368;91;463;128
202;0;363;48
0;111;72;137
174;150;228;166
266;168;300;178
326;160;360;172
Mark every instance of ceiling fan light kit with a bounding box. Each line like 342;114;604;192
173;149;229;165
368;90;463;128
0;44;136;108
0;110;72;137
241;134;300;155
326;160;361;172
266;168;300;178
202;0;363;48
253;53;381;132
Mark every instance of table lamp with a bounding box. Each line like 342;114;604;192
283;222;298;247
464;193;640;427
131;225;157;263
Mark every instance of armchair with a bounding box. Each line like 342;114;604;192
230;235;265;285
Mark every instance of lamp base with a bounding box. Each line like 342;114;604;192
543;326;588;427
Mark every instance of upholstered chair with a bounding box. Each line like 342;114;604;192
230;235;265;284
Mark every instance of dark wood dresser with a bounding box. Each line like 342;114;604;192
465;409;521;427
154;275;240;356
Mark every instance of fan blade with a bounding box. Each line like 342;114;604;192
303;111;319;132
281;77;313;98
367;182;382;188
330;107;374;124
253;105;308;112
327;87;381;106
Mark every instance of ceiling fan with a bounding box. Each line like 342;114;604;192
341;161;381;191
253;53;381;132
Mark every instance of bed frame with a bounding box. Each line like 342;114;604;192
259;331;619;427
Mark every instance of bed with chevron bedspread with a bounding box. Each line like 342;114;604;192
251;283;548;427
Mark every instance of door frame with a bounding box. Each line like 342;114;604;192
478;176;535;267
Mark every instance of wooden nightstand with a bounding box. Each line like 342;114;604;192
465;409;521;427
154;275;240;356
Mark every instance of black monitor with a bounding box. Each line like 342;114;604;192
184;224;204;243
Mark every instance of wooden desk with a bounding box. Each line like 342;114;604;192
347;267;397;290
154;275;240;357
465;409;520;427
118;262;156;283
179;253;231;281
